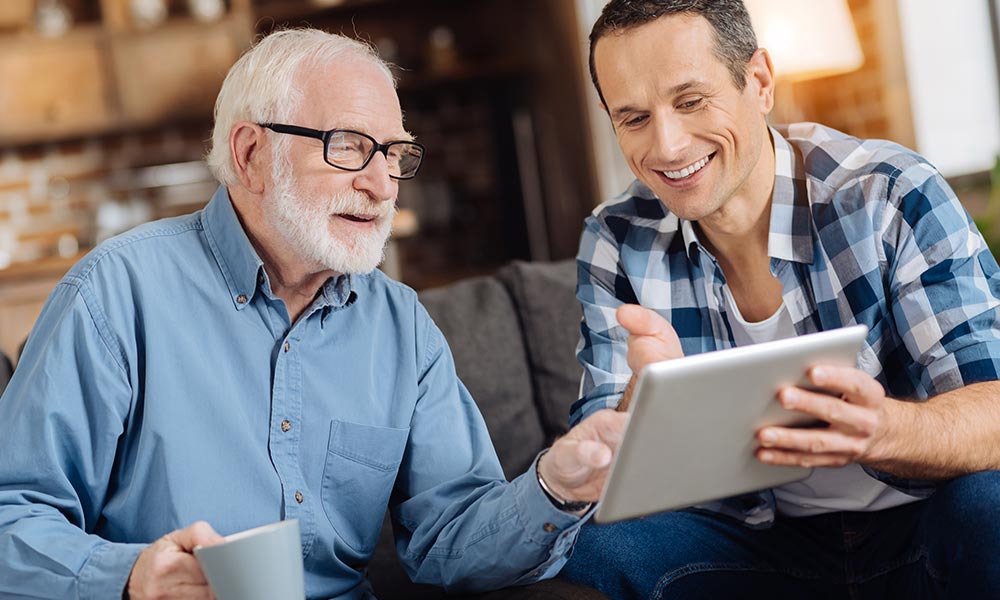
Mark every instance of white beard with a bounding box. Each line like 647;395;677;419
267;153;395;275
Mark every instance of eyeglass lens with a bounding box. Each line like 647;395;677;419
327;131;423;178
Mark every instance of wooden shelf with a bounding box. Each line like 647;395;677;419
0;2;253;148
0;23;105;47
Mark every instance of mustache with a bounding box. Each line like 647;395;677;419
326;191;396;220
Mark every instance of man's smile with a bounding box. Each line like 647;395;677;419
660;152;716;180
656;152;716;188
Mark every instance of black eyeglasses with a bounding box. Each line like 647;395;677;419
260;123;425;180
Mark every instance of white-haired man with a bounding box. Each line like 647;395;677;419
0;29;624;599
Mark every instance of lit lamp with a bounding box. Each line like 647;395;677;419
744;0;864;122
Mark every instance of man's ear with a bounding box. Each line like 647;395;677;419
230;122;267;195
746;48;776;115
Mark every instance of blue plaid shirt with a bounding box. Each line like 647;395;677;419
574;123;1000;527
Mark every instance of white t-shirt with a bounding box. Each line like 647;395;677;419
720;285;919;517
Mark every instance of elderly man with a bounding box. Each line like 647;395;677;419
0;29;623;599
560;0;1000;598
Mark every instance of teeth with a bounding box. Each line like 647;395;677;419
663;156;710;180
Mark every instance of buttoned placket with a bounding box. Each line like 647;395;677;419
263;294;317;556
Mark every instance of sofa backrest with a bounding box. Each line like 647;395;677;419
496;259;582;442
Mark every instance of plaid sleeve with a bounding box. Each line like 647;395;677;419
881;161;1000;397
570;214;634;426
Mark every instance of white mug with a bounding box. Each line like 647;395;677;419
194;519;305;600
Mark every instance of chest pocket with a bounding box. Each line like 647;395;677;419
321;420;409;554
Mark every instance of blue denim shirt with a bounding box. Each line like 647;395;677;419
0;187;583;600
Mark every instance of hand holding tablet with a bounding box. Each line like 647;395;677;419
595;324;869;523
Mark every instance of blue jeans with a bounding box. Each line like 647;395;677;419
560;471;1000;599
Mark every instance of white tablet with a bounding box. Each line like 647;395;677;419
594;324;869;524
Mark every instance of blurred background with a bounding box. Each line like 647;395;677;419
0;0;998;362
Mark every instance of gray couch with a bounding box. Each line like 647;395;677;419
0;259;599;599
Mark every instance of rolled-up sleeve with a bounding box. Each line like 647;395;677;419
881;163;1000;396
571;216;634;427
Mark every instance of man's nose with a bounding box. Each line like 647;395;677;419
353;151;397;203
651;114;691;162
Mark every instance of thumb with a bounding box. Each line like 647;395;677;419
616;304;675;338
576;440;613;469
171;521;225;552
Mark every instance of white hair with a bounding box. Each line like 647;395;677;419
206;28;396;186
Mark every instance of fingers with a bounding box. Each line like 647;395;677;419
758;425;867;458
617;305;684;372
584;409;629;446
551;410;626;472
540;410;628;501
170;521;225;552
128;526;217;600
616;304;676;338
808;365;885;408
540;441;609;503
548;438;611;478
575;440;613;469
757;368;889;469
154;553;209;585
756;448;853;468
776;387;878;435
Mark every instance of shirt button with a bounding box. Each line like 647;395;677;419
295;491;304;504
257;273;264;284
236;294;248;304
284;341;290;353
281;419;291;432
543;523;557;533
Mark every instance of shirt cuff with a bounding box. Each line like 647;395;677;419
505;452;595;583
78;540;147;600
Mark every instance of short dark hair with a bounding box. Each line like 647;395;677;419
589;0;759;107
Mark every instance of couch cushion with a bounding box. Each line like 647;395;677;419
497;260;582;441
418;275;546;478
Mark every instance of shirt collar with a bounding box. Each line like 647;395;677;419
201;186;357;312
676;128;813;265
202;186;265;310
767;126;814;264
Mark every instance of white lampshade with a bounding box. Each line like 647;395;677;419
745;0;864;81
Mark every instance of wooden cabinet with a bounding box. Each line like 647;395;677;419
0;31;115;144
0;0;35;31
110;19;246;125
0;0;252;146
